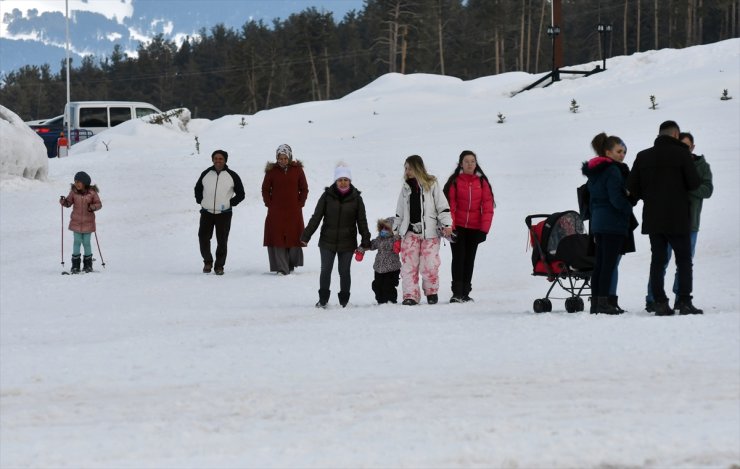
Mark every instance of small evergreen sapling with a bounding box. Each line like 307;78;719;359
239;117;247;128
721;89;732;101
569;99;579;113
194;136;200;155
649;95;658;110
497;112;506;123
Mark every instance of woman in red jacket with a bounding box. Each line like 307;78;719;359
443;151;495;303
262;144;309;275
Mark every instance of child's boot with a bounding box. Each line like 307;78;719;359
83;254;93;273
71;254;81;274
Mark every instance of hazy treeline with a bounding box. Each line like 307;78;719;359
3;0;738;120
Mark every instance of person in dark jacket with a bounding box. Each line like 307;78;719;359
442;150;495;303
645;131;713;310
262;144;309;275
194;149;245;275
301;164;371;308
581;133;634;314
627;121;701;315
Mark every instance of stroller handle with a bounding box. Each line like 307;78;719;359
524;214;553;230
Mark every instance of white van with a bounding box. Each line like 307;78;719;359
63;101;162;137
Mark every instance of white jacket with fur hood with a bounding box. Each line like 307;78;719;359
394;178;452;238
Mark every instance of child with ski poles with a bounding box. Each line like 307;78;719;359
59;171;102;273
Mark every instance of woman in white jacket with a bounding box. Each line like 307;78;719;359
394;155;453;305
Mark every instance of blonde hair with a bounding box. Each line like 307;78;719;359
405;155;436;191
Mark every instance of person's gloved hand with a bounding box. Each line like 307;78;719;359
59;196;66;205
354;248;365;261
393;239;401;254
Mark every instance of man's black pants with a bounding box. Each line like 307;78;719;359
649;233;693;303
199;211;232;269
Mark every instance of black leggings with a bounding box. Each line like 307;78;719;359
319;247;353;294
591;233;626;297
450;227;484;296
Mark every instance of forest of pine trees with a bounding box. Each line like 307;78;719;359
2;0;738;121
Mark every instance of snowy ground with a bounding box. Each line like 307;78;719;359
1;39;739;468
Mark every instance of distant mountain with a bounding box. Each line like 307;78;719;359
0;0;362;78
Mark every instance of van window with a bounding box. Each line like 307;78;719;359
136;107;157;118
79;107;107;128
110;107;131;126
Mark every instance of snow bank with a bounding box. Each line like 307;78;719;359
0;105;48;181
70;108;193;155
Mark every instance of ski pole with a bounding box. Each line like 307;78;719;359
94;231;106;268
60;200;65;269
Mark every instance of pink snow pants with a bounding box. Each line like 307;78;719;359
400;233;441;302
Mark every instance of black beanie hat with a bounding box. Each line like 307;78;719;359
74;171;91;186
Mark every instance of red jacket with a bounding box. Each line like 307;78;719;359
262;160;309;247
61;186;102;233
448;173;494;233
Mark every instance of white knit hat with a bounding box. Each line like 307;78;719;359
276;144;292;161
334;165;352;181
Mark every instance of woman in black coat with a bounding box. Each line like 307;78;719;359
301;164;371;308
581;133;634;314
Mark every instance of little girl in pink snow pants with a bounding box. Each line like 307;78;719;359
393;155;453;306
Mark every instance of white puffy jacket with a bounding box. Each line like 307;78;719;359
394;179;452;238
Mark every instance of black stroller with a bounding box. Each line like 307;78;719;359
525;211;594;313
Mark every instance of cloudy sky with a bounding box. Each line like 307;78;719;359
0;0;365;36
0;0;365;75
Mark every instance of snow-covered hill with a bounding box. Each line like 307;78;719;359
1;39;739;467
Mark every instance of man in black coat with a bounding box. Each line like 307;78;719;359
627;121;701;316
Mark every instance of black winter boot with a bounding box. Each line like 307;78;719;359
450;281;465;303
426;294;438;305
70;254;81;274
654;301;674;316
83;255;93;273
675;297;703;315
596;296;622;315
463;284;473;302
589;296;596;314
338;291;350;308
316;289;330;308
608;295;625;313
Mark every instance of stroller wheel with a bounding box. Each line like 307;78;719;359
575;297;585;312
533;298;552;313
565;297;580;313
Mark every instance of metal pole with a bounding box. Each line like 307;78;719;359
61;203;65;268
64;0;71;151
94;232;106;268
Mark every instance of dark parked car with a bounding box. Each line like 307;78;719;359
28;115;64;158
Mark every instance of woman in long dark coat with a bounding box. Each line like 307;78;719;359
581;133;634;315
262;144;309;275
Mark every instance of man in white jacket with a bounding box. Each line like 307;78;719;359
194;150;245;275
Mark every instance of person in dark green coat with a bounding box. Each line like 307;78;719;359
645;132;713;310
301;164;371;308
